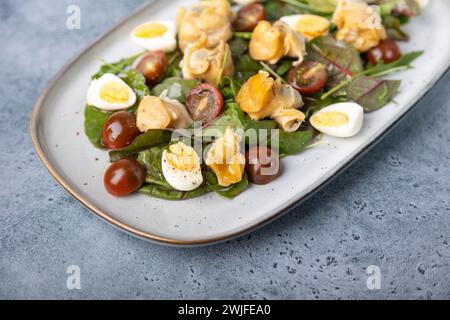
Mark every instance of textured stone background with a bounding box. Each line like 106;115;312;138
0;0;449;300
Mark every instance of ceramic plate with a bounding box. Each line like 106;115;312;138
30;0;450;246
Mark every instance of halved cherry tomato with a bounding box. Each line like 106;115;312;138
288;61;329;95
366;40;402;65
104;158;145;197
186;83;224;125
102;111;141;150
136;51;168;86
245;146;282;185
233;3;266;32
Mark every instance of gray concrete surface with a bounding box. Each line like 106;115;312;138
0;0;449;300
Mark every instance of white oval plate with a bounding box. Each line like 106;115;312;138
30;0;450;246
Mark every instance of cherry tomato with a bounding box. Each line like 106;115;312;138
233;3;266;32
366;40;402;65
104;158;145;197
136;51;168;86
245;146;282;185
102;111;141;150
288;61;329;95
186;83;224;125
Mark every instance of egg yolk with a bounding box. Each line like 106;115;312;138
100;82;131;104
165;143;200;172
209;154;245;187
295;15;330;40
237;71;274;113
312;111;349;127
134;23;168;38
206;129;245;187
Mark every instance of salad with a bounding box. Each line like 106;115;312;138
84;0;425;200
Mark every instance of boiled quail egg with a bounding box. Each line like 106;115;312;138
131;21;177;52
162;142;204;192
310;102;364;138
87;73;137;111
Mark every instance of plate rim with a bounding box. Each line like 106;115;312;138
29;1;450;247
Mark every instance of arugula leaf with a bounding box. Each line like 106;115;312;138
92;53;142;80
219;76;242;101
364;51;423;77
84;106;112;149
109;130;172;162
166;51;183;78
347;76;401;112
151;77;200;103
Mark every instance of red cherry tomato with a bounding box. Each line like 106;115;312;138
245;146;282;185
288;61;329;95
102;111;141;150
233;3;266;32
104;159;145;197
367;40;402;65
136;51;168;86
186;83;224;125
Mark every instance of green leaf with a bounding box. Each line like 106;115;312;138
383;15;410;41
347;76;401;112
244;118;278;146
229;36;250;61
151;78;200;103
364;51;423;77
166;51;183;78
210;172;249;199
139;184;210;201
137;147;170;189
235;54;262;83
122;69;151;99
276;59;294;77
137;147;215;201
219;76;242;101
202;103;247;138
275;129;315;156
264;0;301;20
308;36;364;77
84;105;111;149
92;53;142;80
109;130;172;162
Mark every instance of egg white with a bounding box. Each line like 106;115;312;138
310;102;364;138
280;15;304;32
131;20;177;52
162;146;204;192
86;74;136;111
416;0;429;9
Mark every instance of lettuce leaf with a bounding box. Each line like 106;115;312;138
109;130;172;162
151;77;199;103
347;76;401;112
84;105;112;149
